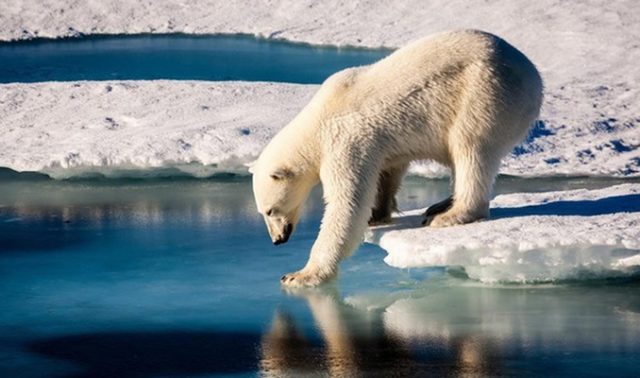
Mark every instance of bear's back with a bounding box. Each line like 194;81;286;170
364;30;538;93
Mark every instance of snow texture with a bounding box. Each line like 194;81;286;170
366;184;640;283
0;81;313;178
1;1;639;177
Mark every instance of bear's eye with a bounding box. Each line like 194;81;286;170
266;208;274;216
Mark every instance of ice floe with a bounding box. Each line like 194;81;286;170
0;81;313;178
366;184;640;283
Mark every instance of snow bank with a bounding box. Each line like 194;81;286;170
0;81;314;178
2;81;638;178
366;184;640;283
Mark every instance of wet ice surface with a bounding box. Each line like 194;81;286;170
1;175;639;377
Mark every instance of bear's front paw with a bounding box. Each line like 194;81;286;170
280;268;332;287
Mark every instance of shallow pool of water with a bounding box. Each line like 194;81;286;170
1;175;639;377
0;34;390;84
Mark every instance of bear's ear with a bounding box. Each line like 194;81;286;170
270;167;295;180
245;160;257;174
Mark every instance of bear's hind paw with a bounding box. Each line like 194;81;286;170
368;215;393;226
425;209;486;228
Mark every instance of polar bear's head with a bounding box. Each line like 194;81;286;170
251;162;316;245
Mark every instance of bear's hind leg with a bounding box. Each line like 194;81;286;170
428;150;499;228
369;163;408;225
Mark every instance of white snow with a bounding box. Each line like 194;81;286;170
0;81;314;178
366;184;640;283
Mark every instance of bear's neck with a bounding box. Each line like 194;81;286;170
275;107;323;176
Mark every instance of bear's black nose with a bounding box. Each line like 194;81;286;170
273;223;293;246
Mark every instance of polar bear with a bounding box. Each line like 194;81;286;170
252;30;543;287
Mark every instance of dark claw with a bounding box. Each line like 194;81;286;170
424;196;454;218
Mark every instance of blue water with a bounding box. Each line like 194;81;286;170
1;174;639;377
0;34;390;84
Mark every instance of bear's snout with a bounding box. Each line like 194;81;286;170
273;223;293;245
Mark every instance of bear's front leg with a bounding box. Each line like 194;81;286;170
281;153;381;287
280;202;368;287
280;226;345;288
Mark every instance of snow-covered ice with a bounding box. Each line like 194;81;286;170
1;80;638;178
0;81;313;178
366;184;640;283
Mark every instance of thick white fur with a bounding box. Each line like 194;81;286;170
252;30;543;286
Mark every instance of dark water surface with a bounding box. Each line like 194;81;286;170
1;175;639;377
0;34;390;84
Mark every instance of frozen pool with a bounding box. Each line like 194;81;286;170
0;34;390;84
1;174;639;377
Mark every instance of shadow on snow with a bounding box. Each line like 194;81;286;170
491;193;640;219
373;193;640;233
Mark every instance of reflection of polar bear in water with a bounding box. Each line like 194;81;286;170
251;30;543;287
259;288;501;377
